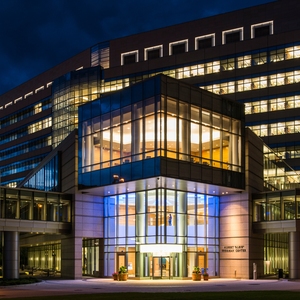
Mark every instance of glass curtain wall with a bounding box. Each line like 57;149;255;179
264;233;289;275
52;67;101;148
25;243;61;275
0;188;71;222
81;96;242;173
22;153;61;192
253;191;298;222
82;239;100;276
103;189;219;279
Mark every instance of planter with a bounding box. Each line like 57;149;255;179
203;274;209;281
192;273;201;281
112;274;118;281
118;273;128;281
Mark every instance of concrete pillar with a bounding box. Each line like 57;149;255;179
99;238;104;277
61;237;83;279
289;231;300;279
3;231;20;279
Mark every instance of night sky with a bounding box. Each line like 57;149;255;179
0;0;273;95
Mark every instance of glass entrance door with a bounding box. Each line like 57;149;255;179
117;253;126;271
152;257;171;279
197;254;206;273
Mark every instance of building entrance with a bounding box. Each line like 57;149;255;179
117;253;126;270
197;254;206;271
152;256;172;279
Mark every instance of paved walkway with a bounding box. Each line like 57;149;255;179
1;278;300;298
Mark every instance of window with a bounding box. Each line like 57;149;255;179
222;28;243;44
147;49;160;60
14;97;22;104
35;86;44;93
195;34;215;50
91;42;110;69
220;58;235;71
169;40;188;55
270;49;285;62
251;21;274;39
121;50;138;65
252;52;267;65
144;45;163;60
237;55;251;68
24;91;33;99
123;54;136;65
225;32;240;44
255;26;270;38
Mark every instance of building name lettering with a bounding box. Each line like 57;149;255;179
222;246;246;253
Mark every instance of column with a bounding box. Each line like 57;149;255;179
3;231;20;279
179;118;190;159
132;119;141;159
61;237;83;279
289;231;300;279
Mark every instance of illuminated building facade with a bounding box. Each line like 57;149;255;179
78;75;245;278
1;0;300;280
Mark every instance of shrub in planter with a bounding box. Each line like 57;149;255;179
118;266;128;281
192;266;201;281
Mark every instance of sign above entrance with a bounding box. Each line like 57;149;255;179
140;244;183;256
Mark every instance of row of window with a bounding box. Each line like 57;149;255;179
0;62;85;114
270;145;300;160
253;193;300;222
22;155;60;192
28;117;52;134
101;43;300;99
1;155;46;178
100;68;300;103
1;188;71;222
104;190;219;241
105;190;217;217
0;82;53;112
202;69;300;95
245;94;300;115
248;120;300;137
0;98;51;129
121;21;273;65
106;213;215;228
1;117;52;144
0;135;51;161
81;97;242;173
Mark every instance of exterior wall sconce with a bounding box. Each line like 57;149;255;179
113;174;124;183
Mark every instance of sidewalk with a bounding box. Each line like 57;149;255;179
1;278;300;299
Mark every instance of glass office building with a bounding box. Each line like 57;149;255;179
4;0;300;280
78;75;244;278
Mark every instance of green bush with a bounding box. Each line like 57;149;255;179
0;277;39;286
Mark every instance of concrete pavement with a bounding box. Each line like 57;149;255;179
1;278;300;299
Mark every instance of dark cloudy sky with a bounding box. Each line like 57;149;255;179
0;0;273;95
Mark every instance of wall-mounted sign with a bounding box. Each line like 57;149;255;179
222;245;246;253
